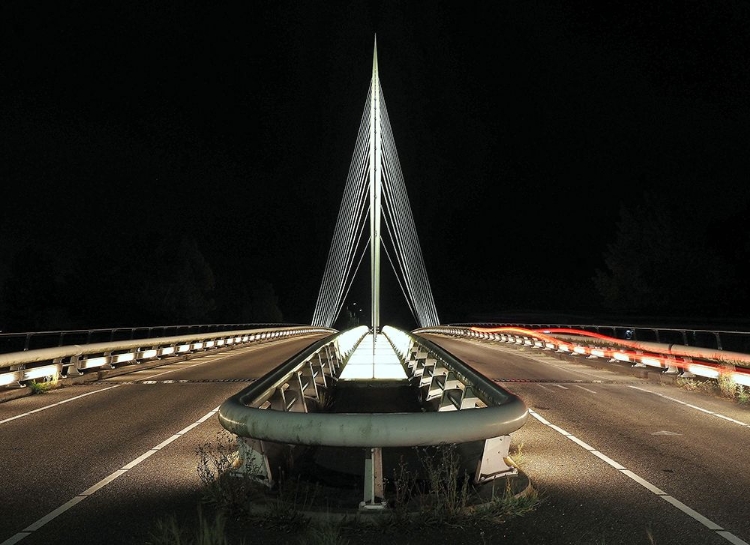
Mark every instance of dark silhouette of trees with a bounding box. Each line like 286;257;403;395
594;194;746;318
0;231;286;332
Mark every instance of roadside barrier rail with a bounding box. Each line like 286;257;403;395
0;326;335;389
417;325;750;387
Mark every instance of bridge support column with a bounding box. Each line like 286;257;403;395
360;447;386;510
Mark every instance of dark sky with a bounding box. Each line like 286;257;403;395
2;1;749;329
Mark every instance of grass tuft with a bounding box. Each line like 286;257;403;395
28;376;57;394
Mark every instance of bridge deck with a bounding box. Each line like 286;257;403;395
338;332;407;380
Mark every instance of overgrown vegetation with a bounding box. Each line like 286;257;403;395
149;433;542;544
387;444;542;527
27;376;57;394
677;369;750;404
148;506;232;545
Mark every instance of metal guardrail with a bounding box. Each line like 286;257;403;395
0;323;301;355
0;326;335;388
419;325;750;387
453;322;750;354
218;325;529;508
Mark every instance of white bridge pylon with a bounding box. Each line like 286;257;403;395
312;36;440;334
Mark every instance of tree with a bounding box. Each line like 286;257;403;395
593;194;743;316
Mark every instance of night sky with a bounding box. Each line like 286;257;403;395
2;1;750;332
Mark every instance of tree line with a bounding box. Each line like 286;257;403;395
0;231;284;333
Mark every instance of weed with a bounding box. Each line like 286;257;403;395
257;496;310;533
299;520;351;545
738;385;750;404
676;376;714;394
509;442;525;466
388;455;419;522
28;376;57;394
417;443;471;523
148;505;235;545
474;479;542;522
718;365;737;399
196;431;262;516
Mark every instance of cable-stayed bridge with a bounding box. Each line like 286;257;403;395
313;37;438;333
2;38;750;545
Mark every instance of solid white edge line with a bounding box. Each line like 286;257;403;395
529;408;749;545
718;531;750;545
0;533;29;545
620;470;666;495
23;496;86;531
154;434;182;450
590;451;627;470
661;496;724;531
1;407;220;545
80;469;128;495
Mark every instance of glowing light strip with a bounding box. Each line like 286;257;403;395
0;371;21;386
81;357;109;369
23;365;60;381
688;364;720;379
640;356;663;368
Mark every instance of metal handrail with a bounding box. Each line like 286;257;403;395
452;321;750;353
0;323;301;355
218;327;528;448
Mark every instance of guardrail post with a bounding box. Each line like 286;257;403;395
236;437;274;487
475;435;516;483
361;447;385;510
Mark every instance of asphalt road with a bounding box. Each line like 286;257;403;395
0;333;330;545
1;331;749;545
423;333;750;545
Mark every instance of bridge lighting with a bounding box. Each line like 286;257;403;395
23;364;60;380
687;364;720;379
115;353;135;363
732;371;750;387
82;356;109;369
0;372;18;386
639;356;663;367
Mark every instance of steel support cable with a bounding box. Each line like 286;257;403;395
380;114;424;324
380;103;439;326
380;167;421;325
379;133;411;294
330;139;374;321
330;182;370;325
318;96;372;327
381;240;420;324
313;95;372;326
332;229;371;326
380;122;428;325
380;174;415;317
382;108;439;327
381;162;418;321
317;155;369;326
